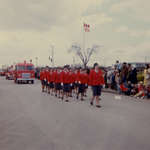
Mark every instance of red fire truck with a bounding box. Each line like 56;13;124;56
14;62;35;84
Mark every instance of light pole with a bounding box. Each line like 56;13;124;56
49;45;54;67
35;57;38;67
73;56;75;66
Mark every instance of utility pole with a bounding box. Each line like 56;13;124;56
73;56;75;66
49;45;54;67
35;57;38;67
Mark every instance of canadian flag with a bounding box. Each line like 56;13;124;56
83;23;90;32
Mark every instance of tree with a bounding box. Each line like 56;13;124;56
69;43;102;68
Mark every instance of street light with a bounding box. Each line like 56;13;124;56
49;45;54;67
35;57;38;67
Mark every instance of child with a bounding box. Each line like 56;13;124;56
134;82;145;99
77;69;88;101
40;68;46;92
89;63;105;108
55;68;62;98
61;66;70;102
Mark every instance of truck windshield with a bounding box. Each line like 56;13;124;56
17;66;26;71
26;66;34;71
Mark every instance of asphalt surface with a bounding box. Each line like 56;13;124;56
0;77;150;150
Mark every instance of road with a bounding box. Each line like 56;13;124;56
0;77;150;150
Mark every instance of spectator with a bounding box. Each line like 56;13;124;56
144;64;150;87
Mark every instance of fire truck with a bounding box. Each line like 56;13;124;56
14;62;35;84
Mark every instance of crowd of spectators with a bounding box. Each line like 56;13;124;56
104;61;150;99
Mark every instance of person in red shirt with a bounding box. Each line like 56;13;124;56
89;63;104;108
77;69;89;101
50;69;56;96
68;69;76;97
61;66;70;102
45;67;50;93
55;68;62;98
74;69;80;94
46;68;51;94
40;68;46;92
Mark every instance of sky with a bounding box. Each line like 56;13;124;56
0;0;150;67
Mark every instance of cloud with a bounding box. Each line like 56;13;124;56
0;0;104;31
116;26;150;38
0;0;149;66
110;0;150;22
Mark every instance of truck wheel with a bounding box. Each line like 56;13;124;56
31;80;34;84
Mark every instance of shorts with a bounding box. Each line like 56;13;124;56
50;82;54;89
70;83;75;90
55;83;62;90
46;81;49;86
78;84;85;93
92;85;102;96
41;80;46;86
63;83;70;93
74;83;79;88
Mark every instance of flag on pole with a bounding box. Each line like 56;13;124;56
83;23;90;32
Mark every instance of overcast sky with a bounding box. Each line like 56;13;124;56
0;0;150;67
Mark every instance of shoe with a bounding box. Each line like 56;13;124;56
96;105;101;108
65;100;69;102
90;101;93;106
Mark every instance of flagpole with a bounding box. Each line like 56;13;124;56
83;23;86;61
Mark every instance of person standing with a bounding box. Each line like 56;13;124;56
61;66;70;102
40;68;45;92
76;69;89;101
89;63;105;108
55;68;62;98
144;64;150;87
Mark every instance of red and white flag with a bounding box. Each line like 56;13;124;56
83;23;90;32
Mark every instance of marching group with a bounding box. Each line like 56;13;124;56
39;61;150;108
40;63;104;108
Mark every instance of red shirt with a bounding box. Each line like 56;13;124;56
61;71;70;84
75;71;80;83
120;84;128;92
51;71;56;82
40;71;47;80
55;72;62;83
89;69;104;86
40;71;44;80
67;72;76;84
78;73;89;84
46;71;51;82
45;71;50;81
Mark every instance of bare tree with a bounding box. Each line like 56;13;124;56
69;43;102;68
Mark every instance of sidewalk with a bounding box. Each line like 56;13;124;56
102;88;118;95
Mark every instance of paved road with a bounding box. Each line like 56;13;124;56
0;77;150;150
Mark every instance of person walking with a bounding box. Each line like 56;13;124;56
89;63;105;108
